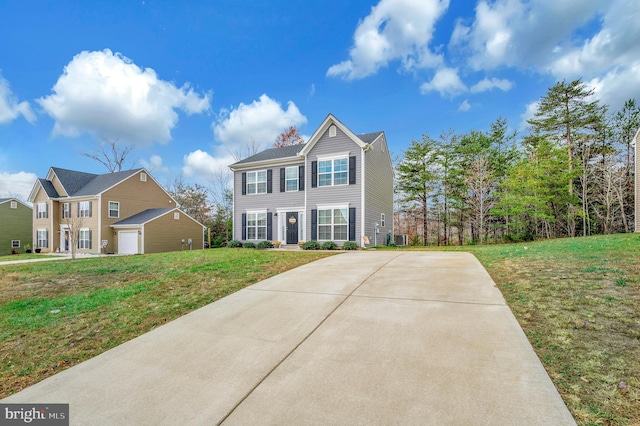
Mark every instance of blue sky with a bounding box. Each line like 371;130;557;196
1;0;638;200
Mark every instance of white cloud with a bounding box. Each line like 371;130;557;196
37;49;211;145
519;100;539;132
0;74;35;124
458;99;471;112
140;155;169;173
470;77;513;93
0;171;38;201
213;94;307;148
327;0;449;80
182;150;235;180
420;67;467;97
586;62;640;110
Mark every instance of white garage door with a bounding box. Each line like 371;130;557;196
118;231;138;254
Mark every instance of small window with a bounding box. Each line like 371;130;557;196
329;125;336;137
62;203;71;219
37;202;48;219
140;172;147;182
10;201;17;209
174;212;180;220
12;240;20;248
381;213;386;228
108;201;119;218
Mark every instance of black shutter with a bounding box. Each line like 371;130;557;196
311;209;317;240
89;229;93;250
311;161;317;188
241;213;247;240
280;168;285;192
88;201;93;218
241;173;247;195
45;203;49;218
267;212;273;240
267;169;272;193
77;202;80;217
299;165;305;191
349;156;356;185
349;207;356;241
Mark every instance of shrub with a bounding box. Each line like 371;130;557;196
301;240;321;250
243;242;256;249
321;241;337;250
227;240;243;248
211;236;225;248
342;241;359;250
256;241;274;249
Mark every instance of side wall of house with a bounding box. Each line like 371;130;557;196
102;171;177;253
144;211;204;253
233;162;305;241
32;188;54;252
635;130;639;232
364;136;394;246
0;201;32;254
306;125;362;244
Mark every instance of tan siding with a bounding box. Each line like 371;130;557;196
32;187;53;251
0;201;32;254
143;211;204;254
364;135;394;246
50;174;67;197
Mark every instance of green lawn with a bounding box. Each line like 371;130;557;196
0;253;59;262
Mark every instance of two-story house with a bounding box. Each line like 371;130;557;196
0;197;32;254
229;114;393;247
28;167;204;254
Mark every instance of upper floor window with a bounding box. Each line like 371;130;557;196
36;202;48;219
174;212;180;220
381;213;386;228
285;167;298;192
78;201;92;218
108;201;119;218
318;158;348;187
10;201;17;209
62;203;71;219
329;125;337;137
247;170;267;194
140;172;147;182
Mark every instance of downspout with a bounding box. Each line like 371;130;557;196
361;147;366;247
303;154;308;242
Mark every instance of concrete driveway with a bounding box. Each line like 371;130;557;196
3;251;576;425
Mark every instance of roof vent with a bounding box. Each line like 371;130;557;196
329;125;336;138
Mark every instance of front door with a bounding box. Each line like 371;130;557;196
64;231;70;251
286;212;298;244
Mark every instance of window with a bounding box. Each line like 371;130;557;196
246;212;267;240
108;201;119;218
318;208;348;241
62;203;71;219
37;229;48;248
329;125;336;137
247;170;267;195
318;158;348;187
285;167;298;192
12;240;20;248
10;201;17;209
381;213;386;228
174;212;180;220
79;228;91;249
140;172;147;182
78;201;92;218
37;202;48;219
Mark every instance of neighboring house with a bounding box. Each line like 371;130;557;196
229;114;394;247
28;167;204;254
636;127;640;232
0;198;32;254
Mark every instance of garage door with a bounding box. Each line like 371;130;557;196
118;231;138;254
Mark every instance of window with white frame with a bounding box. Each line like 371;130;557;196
247;171;267;194
62;203;71;219
10;201;17;209
36;202;48;219
285;166;298;192
12;240;20;248
108;201;119;218
318;158;348;187
78;201;91;218
140;172;147;182
246;212;267;240
37;229;48;248
318;208;348;241
174;212;180;220
329;125;336;137
381;213;386;227
79;228;91;249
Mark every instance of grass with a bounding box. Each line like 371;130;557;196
385;234;640;425
0;253;59;262
0;249;334;398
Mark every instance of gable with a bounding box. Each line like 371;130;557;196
299;114;367;157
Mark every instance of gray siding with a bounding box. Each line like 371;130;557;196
306;126;362;243
233;163;305;240
364;135;394;246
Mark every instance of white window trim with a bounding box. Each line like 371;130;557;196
36;228;48;248
285;166;298;192
79;228;91;249
246;210;267;240
174;212;180;220
381;213;386;228
62;203;71;219
140;172;147;182
10;201;17;209
317;157;349;187
12;240;20;248
329;125;337;137
108;201;119;218
317;205;349;242
37;202;47;219
247;170;267;195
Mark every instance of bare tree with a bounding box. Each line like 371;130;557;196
62;214;85;260
231;138;263;161
81;137;135;173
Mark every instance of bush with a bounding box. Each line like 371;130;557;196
256;241;274;249
321;241;337;250
243;242;256;249
227;240;243;248
342;241;359;250
301;240;321;250
211;236;225;248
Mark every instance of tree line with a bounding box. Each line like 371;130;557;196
396;79;639;245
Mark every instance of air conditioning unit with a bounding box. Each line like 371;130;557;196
394;234;408;246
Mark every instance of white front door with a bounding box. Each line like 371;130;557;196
118;231;138;254
60;225;70;252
